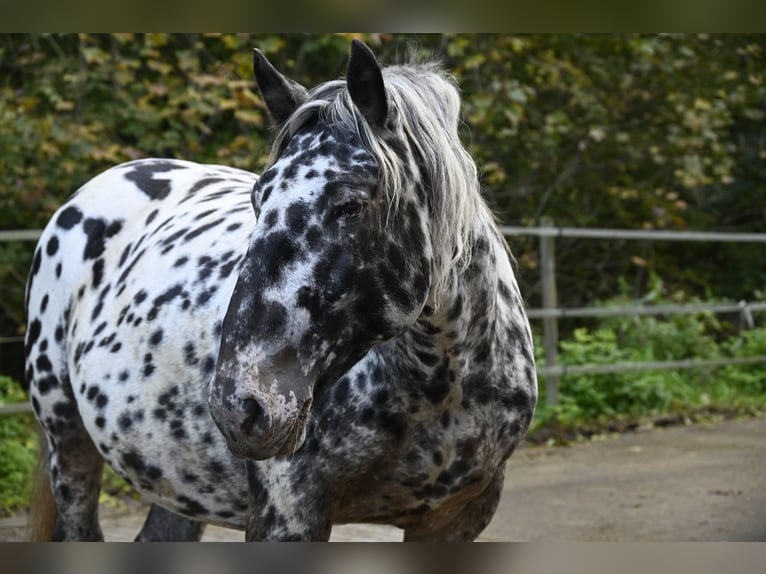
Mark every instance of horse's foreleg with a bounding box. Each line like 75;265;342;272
244;462;332;541
134;504;206;541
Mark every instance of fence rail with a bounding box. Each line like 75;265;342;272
2;223;766;414
502;219;766;404
499;225;766;243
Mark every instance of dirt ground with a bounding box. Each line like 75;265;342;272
2;415;764;541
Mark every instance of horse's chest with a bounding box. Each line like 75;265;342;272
335;407;501;527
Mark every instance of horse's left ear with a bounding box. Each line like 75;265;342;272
253;49;309;125
347;39;388;128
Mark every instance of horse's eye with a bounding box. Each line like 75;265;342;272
334;200;365;220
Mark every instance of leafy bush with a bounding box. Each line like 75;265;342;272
532;284;766;431
0;376;36;516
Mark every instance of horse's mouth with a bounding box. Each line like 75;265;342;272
226;397;313;460
271;397;313;458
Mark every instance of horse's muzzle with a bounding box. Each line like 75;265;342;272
209;374;313;460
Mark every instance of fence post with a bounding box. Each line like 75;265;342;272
540;216;559;405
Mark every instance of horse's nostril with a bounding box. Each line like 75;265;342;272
241;398;270;435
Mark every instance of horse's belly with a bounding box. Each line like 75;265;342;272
76;384;250;528
69;294;252;529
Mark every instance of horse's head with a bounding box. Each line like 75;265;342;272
209;40;478;460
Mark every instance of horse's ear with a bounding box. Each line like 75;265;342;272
253;49;308;125
347;39;388;128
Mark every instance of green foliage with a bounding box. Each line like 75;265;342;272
533;285;766;430
0;374;137;516
0;376;36;516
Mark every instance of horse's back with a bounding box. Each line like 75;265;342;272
26;158;255;524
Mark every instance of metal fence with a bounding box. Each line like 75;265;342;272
502;217;766;405
2;221;766;414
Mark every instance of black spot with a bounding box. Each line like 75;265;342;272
149;329;163;346
37;375;59;395
87;386;100;401
188;177;223;195
117;246;148;285
183;342;198;366
125;161;181;200
118;412;133;431
176;495;207;516
118;244;132;268
36;354;53;373
52;401;77;419
26;319;41;356
305;225;322;248
500;387;533;412
254;231;300;284
286;202;311;234
202;356;215;374
145;209;159;225
91;258;105;289
147;284;184;321
30;248;42;280
82;218;107;260
185;218;224;242
333;377;350;404
196;287;217;307
56;206;83;229
263;209;278;229
46;236;59;256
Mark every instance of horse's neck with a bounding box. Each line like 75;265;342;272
380;218;512;392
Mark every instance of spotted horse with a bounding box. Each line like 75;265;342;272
25;40;537;541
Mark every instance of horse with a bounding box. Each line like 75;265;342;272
24;39;537;541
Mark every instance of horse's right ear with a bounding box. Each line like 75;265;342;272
253;49;308;125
